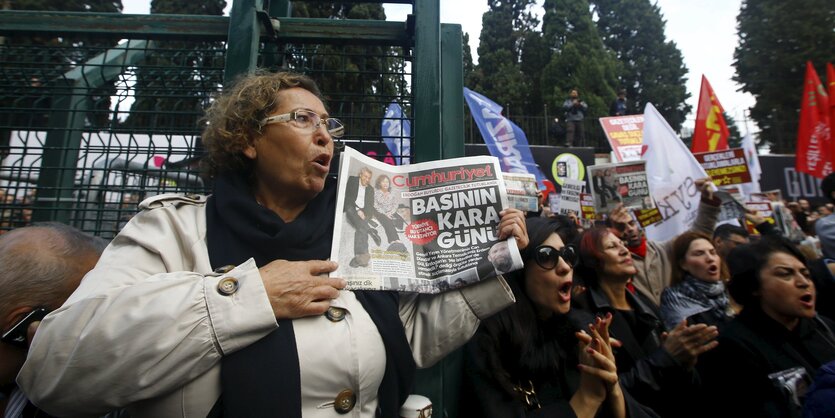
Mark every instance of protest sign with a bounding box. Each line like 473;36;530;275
557;178;585;216
599;115;645;162
694;148;751;186
588;160;653;214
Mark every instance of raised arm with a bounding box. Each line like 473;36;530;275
399;208;527;367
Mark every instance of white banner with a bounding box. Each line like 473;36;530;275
739;133;762;196
641;103;708;242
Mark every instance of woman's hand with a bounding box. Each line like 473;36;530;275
572;313;622;418
661;320;719;369
497;208;529;251
695;177;717;202
259;259;346;319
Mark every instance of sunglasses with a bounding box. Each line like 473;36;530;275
1;307;50;348
533;245;578;270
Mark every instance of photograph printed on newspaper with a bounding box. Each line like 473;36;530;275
587;160;654;214
331;147;523;293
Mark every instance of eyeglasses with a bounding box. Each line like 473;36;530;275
533;245;578;270
260;109;345;138
1;307;49;348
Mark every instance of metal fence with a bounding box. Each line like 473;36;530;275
0;6;417;238
0;34;220;238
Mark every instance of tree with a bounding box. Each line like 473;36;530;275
540;0;619;121
0;0;123;157
285;2;404;137
462;32;474;83
734;0;835;153
122;0;226;132
592;0;690;132
468;0;540;115
724;111;743;149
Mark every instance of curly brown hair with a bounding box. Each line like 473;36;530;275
200;71;323;178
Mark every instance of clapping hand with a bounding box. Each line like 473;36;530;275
661;320;719;369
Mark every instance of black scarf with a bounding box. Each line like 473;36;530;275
205;173;415;418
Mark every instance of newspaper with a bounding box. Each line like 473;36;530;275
588;160;653;213
331;147;523;293
715;190;748;222
503;172;539;212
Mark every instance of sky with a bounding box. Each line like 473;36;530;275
122;0;756;135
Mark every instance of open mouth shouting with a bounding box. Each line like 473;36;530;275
558;280;573;303
312;152;331;174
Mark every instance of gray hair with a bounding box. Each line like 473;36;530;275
0;223;108;315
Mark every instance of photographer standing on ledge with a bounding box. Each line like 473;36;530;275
562;89;588;147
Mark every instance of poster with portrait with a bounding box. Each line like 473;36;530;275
587;161;654;214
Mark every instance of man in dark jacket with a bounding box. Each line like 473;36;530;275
343;167;381;267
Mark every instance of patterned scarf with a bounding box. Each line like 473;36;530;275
660;274;732;329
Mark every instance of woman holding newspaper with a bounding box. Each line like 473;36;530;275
18;72;529;418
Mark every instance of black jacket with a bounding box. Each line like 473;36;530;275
698;306;835;418
572;285;697;418
344;175;375;216
461;278;659;418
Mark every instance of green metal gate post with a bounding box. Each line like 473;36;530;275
33;40;149;223
440;23;464;159
224;0;264;84
32;86;88;224
412;0;441;163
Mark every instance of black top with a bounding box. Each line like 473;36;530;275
572;285;697;418
698;306;835;418
460;277;659;418
205;173;415;418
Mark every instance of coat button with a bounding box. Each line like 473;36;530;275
214;265;235;274
217;277;239;296
333;389;356;414
325;307;346;322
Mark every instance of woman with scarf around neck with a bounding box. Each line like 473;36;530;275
461;216;658;418
17;72;529;418
571;226;718;418
698;237;835;418
659;232;735;330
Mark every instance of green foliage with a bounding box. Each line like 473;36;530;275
284;2;405;138
123;0;226;132
468;0;540;115
734;0;835;153
592;0;690;132
540;0;619;120
0;0;123;136
462;32;475;83
724;111;742;149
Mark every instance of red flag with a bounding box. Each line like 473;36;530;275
827;63;835;133
796;61;832;179
691;75;730;153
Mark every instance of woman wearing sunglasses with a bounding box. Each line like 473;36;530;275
572;226;719;418
462;216;658;418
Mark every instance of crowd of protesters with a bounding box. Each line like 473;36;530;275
2;72;835;418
